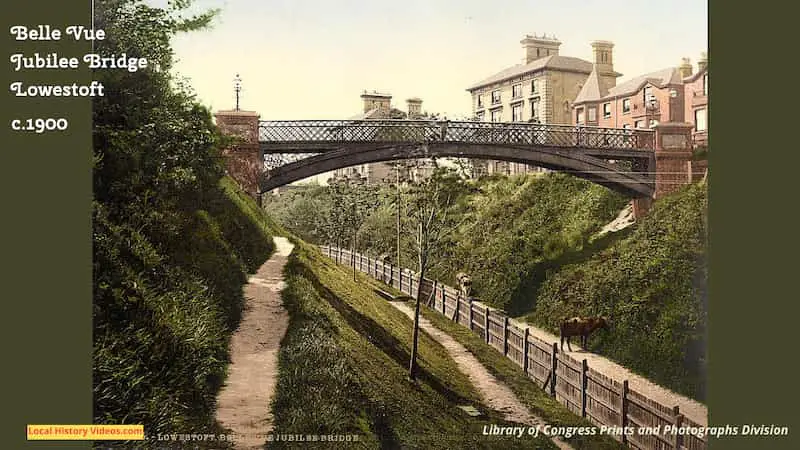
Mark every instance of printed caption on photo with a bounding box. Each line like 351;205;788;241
8;25;147;134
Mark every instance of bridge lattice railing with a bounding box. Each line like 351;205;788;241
258;120;656;151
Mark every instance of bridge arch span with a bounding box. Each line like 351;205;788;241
259;143;655;198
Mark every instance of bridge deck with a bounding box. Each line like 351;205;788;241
258;120;655;153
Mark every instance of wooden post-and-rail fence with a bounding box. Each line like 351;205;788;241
318;245;706;450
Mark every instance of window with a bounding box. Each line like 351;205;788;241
634;120;645;129
512;84;522;98
476;111;485;121
622;98;631;113
531;79;539;94
531;99;540;119
491;90;501;104
477;94;483;108
643;86;654;104
512;103;523;122
703;74;708;96
491;109;502;122
576;108;585;124
694;109;707;131
602;102;611;118
588;107;597;122
622;124;631;129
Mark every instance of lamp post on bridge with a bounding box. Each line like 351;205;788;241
234;73;242;112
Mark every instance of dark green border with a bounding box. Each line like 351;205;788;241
708;2;799;449
2;0;799;449
1;1;92;448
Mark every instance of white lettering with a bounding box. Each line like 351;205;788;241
9;25;61;40
83;53;148;73
65;25;105;41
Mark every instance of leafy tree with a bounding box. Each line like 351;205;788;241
327;175;380;280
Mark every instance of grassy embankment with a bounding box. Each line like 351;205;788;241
271;241;557;449
350;275;624;450
528;182;708;401
94;177;284;445
269;172;708;402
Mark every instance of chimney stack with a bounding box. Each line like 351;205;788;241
521;33;561;64
406;97;423;119
697;52;708;72
590;40;615;75
679;57;693;78
360;90;392;113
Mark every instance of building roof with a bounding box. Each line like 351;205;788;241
574;66;683;104
347;108;407;120
606;67;682;99
573;68;606;104
683;66;707;83
466;55;598;91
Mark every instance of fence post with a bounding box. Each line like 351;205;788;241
399;267;403;293
502;317;509;355
581;359;588;418
468;302;474;331
441;286;447;315
523;328;529;374
672;406;683;449
620;380;629;445
550;342;558;398
455;296;460;323
485;306;490;344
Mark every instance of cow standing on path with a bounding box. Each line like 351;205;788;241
559;316;609;352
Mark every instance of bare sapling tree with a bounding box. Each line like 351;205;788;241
405;163;468;380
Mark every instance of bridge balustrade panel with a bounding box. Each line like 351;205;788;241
259;120;655;151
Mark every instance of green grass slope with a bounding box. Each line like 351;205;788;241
528;182;708;400
438;173;629;315
271;242;557;449
93;177;284;442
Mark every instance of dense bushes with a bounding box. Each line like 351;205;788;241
91;0;283;441
528;182;708;400
437;173;628;313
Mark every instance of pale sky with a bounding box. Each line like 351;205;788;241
152;0;708;120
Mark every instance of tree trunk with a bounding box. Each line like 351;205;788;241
353;230;357;281
409;265;426;380
409;222;426;380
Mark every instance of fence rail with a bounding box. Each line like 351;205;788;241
319;245;706;450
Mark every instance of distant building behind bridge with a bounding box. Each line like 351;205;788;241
466;34;622;177
330;91;436;185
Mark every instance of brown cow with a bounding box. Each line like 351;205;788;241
559;316;609;352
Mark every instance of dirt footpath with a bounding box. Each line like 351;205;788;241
389;301;574;450
215;237;294;449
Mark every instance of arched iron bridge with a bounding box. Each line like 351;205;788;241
257;120;656;198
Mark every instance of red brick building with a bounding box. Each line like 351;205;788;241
572;65;685;130
683;53;708;147
572;53;708;149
